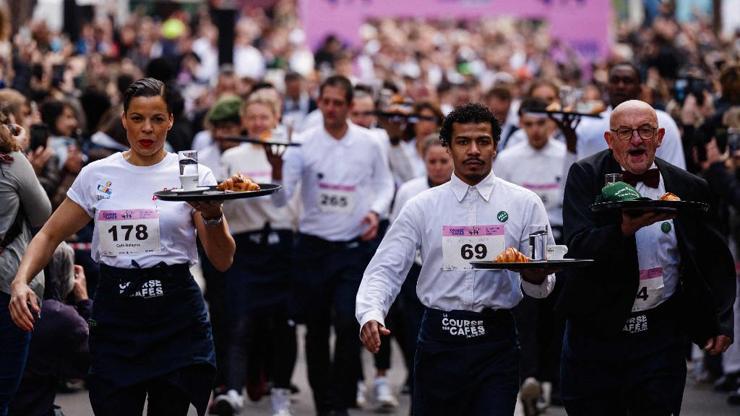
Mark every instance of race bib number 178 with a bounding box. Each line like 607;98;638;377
97;209;162;256
441;225;505;270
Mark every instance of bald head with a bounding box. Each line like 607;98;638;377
605;100;664;174
610;100;657;129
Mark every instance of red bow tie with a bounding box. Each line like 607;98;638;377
622;169;660;188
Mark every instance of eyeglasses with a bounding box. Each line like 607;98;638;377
609;125;658;141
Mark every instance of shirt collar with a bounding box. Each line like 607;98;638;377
323;122;354;147
450;169;496;202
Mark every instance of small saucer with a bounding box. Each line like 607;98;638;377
169;186;210;194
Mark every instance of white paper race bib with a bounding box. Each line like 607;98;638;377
442;225;505;270
523;182;560;211
632;266;664;312
97;209;162;256
317;183;355;214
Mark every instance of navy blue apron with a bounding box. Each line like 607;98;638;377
413;308;520;416
89;262;216;415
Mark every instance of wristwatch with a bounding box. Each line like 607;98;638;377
201;212;223;226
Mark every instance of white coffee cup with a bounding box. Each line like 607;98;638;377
546;245;568;260
178;150;199;191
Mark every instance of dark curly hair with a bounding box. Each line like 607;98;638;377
439;103;501;147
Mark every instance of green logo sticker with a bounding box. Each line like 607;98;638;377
661;222;672;233
497;211;509;222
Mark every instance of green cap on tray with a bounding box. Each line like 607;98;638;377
599;181;643;202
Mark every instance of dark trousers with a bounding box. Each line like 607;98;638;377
223;230;297;394
561;343;686;415
294;233;367;412
413;308;519;416
561;298;687;416
514;278;565;384
0;293;31;416
89;364;213;416
225;307;296;391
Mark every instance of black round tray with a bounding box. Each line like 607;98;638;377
470;259;594;271
526;109;602;119
590;200;709;215
154;184;281;201
222;136;300;147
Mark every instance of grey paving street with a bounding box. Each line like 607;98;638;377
55;326;739;416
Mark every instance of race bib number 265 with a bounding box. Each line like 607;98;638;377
441;225;505;270
97;209;162;256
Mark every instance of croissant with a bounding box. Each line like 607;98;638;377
659;192;680;201
495;247;530;263
216;173;261;192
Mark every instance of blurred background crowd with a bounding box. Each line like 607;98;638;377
0;0;738;415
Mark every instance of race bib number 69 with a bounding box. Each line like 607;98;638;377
97;209;162;256
442;225;505;270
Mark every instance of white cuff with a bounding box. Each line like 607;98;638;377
357;310;387;337
521;274;556;299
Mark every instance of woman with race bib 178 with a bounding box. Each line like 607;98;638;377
8;77;236;416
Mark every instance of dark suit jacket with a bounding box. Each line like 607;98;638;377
559;149;735;346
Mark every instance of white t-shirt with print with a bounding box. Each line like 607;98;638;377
67;152;216;268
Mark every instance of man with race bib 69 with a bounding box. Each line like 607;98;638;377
356;103;556;415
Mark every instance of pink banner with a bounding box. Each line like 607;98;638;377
300;0;611;60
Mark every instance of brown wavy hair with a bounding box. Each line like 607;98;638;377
0;111;22;154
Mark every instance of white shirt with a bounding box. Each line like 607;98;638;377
272;123;394;241
198;143;227;181
221;144;298;234
191;130;212;152
391;176;430;222
495;140;566;227
574;108;686;169
631;165;680;311
356;171;556;329
67;152;216;269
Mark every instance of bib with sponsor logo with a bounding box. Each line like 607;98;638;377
317;182;356;214
441;225;505;270
97;209;162;256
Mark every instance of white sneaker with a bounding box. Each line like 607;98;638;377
536;381;552;411
374;376;399;410
356;380;367;408
271;388;293;416
212;389;244;416
520;377;541;416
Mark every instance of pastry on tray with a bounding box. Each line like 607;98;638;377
494;247;529;263
216;173;261;192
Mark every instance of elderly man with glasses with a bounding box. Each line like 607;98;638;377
558;99;736;415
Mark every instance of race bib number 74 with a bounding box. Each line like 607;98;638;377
442;225;505;270
97;209;162;256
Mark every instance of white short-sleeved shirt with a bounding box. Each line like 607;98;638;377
220;144;298;234
67;152;216;268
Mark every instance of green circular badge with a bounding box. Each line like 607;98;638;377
661;222;672;233
497;211;509;222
